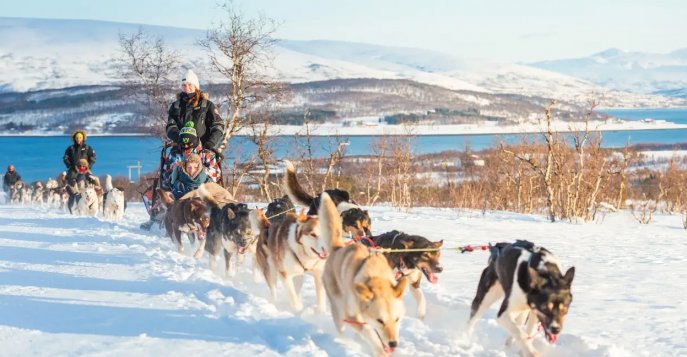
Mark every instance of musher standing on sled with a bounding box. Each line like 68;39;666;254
63;130;96;186
166;69;224;151
140;70;224;230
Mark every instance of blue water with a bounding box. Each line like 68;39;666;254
3;108;686;183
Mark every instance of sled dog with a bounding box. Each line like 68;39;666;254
67;181;99;216
283;160;371;237
466;240;575;357
321;193;408;356
158;186;211;258
361;231;443;319
103;175;126;221
205;199;257;277
255;208;328;312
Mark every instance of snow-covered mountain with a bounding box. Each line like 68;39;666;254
531;48;687;96
1;17;682;108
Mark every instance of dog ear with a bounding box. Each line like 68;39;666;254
563;266;575;286
297;209;308;223
432;240;444;248
393;277;408;299
225;207;236;220
355;283;374;302
400;240;414;249
528;267;543;290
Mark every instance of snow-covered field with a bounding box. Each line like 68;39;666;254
233;118;687;136
0;200;685;356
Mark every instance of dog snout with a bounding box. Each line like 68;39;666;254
549;324;561;334
435;265;443;273
388;341;397;349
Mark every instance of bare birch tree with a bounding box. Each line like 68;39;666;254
199;2;278;152
118;28;180;138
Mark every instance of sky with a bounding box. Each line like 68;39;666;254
3;0;687;62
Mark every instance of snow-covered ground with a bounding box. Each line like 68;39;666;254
0;201;685;356
4;118;686;137
233;118;687;136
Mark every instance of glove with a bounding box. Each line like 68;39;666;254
204;140;216;149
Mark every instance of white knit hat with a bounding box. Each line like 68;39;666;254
181;69;200;89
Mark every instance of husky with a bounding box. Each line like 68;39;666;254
67;181;99;216
283;160;372;237
31;181;45;204
320;193;408;356
466;240;575;357
9;181;25;204
265;195;295;225
45;178;59;190
361;231;444;319
254;208;328;312
103;175;126;221
158;187;211;258
204;196;257;277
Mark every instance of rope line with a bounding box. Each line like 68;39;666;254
344;234;490;254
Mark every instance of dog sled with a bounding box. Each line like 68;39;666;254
139;142;225;230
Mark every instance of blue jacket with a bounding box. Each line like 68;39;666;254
170;165;208;199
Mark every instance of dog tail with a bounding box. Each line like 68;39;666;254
283;160;314;207
198;183;220;208
104;175;114;192
319;192;345;250
253;209;272;283
156;188;174;208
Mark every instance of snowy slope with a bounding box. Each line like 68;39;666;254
1;201;684;356
531;48;687;95
1;17;682;107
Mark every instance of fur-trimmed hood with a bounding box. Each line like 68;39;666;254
71;129;87;144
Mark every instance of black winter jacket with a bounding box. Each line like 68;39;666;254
64;144;96;170
3;171;21;190
166;92;224;149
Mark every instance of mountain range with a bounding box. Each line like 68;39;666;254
0;17;684;108
531;48;687;97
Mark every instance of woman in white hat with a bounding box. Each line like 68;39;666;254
165;69;224;150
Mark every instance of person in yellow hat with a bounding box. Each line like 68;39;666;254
63;129;96;185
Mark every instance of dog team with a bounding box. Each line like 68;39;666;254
155;160;575;357
2;129;126;220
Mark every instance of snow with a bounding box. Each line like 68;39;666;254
1;201;685;356
530;48;687;95
1;17;683;108
232;117;687;136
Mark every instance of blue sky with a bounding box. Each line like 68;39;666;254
4;0;686;62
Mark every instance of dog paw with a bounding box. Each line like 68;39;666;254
193;251;203;259
505;336;515;347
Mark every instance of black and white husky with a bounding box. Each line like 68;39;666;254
466;240;575;357
283;160;372;237
103;175;125;220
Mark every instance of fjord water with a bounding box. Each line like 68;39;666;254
2;108;686;182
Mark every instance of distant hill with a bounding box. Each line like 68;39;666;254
530;48;687;96
0;17;682;110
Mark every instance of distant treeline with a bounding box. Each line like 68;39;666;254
383;107;503;124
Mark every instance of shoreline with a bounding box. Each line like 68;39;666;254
2;120;687;138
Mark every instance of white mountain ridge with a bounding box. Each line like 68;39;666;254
0;17;683;108
531;48;687;95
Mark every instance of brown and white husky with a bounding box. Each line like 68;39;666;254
254;209;329;312
320;193;408;357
